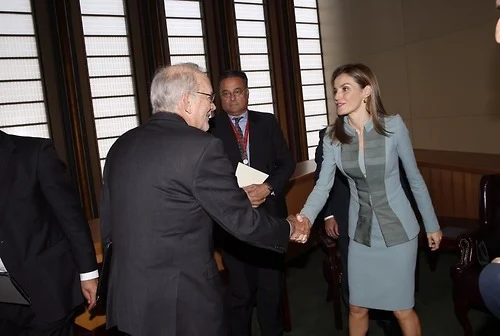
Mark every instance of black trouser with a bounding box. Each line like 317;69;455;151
222;242;285;336
0;303;74;336
338;234;350;304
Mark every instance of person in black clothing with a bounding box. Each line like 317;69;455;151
314;127;350;303
209;70;296;336
0;130;98;336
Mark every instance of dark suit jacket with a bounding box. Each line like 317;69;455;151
100;112;290;336
314;128;349;231
0;131;97;322
209;110;295;218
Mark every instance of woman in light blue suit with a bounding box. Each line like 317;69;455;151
299;64;442;336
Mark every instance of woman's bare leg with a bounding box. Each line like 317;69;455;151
393;309;421;336
349;304;369;336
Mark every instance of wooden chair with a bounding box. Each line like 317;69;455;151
450;173;500;336
421;217;477;271
317;225;344;330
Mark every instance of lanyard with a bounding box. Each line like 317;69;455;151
229;117;250;160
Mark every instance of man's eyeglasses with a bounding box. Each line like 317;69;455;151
194;91;215;103
220;88;246;99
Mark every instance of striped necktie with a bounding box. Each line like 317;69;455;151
233;117;247;162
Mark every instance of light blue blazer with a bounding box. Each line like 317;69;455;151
301;114;439;247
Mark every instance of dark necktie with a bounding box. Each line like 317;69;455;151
233;117;247;162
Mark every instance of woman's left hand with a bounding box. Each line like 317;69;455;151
427;229;443;251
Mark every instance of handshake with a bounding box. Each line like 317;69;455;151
286;214;312;244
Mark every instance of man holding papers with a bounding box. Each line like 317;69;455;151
209;70;296;336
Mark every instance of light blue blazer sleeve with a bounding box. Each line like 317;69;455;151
300;129;336;224
395;116;440;233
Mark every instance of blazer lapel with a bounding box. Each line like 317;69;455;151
0;132;15;221
216;113;242;168
248;111;263;168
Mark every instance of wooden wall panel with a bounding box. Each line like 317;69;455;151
440;170;454;217
468;174;482;218
429;168;443;215
451;171;466;218
285;175;315;216
420;166;430;184
417;165;483;220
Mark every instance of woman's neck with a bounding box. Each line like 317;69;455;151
347;110;371;132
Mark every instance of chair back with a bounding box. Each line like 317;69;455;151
479;174;500;227
478;174;500;260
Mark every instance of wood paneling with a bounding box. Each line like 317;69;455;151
285;162;316;215
419;167;483;219
414;149;500;175
414;149;500;220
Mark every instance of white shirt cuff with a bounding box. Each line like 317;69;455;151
324;215;334;221
80;270;99;281
286;219;292;237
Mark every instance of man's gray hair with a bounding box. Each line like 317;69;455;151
150;63;203;114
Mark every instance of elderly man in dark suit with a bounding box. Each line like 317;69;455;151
209;70;296;336
100;63;308;336
0;130;98;335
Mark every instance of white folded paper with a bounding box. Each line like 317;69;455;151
235;162;269;187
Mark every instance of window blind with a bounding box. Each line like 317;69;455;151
294;0;328;159
0;0;50;138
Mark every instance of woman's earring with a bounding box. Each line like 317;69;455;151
362;98;367;104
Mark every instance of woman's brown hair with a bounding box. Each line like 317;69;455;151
327;63;392;144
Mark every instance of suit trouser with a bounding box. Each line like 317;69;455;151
479;262;500;319
338;234;350;304
0;303;74;336
222;246;284;336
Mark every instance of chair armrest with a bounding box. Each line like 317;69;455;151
451;231;480;279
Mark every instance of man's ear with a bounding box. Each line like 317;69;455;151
182;92;192;114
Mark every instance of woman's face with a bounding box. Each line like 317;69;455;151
333;73;369;116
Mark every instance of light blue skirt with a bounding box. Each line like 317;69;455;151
348;216;418;311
